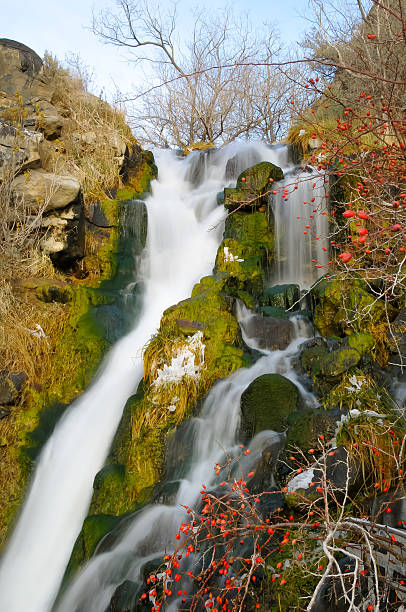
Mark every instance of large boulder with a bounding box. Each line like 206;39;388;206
12;169;80;212
0;39;48;102
240;373;300;439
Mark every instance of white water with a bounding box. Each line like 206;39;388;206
272;165;329;287
0;142;292;612
56;306;315;612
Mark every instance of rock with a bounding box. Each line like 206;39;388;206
260;306;287;318
223;161;284;211
318;347;360;379
346;331;375;355
240;373;300;439
65;514;120;585
285;446;362;507
40;199;85;268
12;169;80;212
286;409;339;452
300;338;329;375
312;278;393;338
236;161;284;192
388;308;406;354
91;464;128;516
0;39;49;103
0;119;42;177
260;283;301;311
106;580;140;612
0;407;11;419
35;100;63;139
120;145;158;193
0;371;27;405
241;314;294;351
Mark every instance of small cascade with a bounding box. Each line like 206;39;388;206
56;308;316;612
272;166;329;287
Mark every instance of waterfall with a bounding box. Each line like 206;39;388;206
272;165;329;287
0;142;292;612
55;307;316;612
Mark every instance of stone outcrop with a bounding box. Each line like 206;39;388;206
0;38;140;270
12;170;80;211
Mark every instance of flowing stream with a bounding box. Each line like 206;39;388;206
0;142;310;612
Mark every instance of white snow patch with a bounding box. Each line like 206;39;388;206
153;331;205;387
223;246;244;263
287;468;314;492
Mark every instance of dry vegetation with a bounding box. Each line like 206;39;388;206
42;53;136;204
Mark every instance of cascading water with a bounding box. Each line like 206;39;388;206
272;162;329;287
0;142;293;612
55;306;316;612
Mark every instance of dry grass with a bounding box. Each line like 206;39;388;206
0;279;68;383
42;54;136;204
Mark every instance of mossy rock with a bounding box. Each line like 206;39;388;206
217;211;275;301
260;284;300;311
240;373;300;440
64;514;120;583
223;161;283;211
347;332;375;355
236;161;284;191
312;277;394;338
260;306;287;318
300;340;329;376
90;464;135;516
318;347;360;379
286;409;338;452
224;211;274;249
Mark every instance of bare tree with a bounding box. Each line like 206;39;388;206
93;1;298;148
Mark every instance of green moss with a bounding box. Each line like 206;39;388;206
224;211;274;250
347;332;375;355
126;151;158;196
215;211;275;301
300;343;329;375
318;347;361;379
312;277;392;337
223;162;283;211
236;161;284;191
287;409;337;452
240;373;300;439
64;513;120;583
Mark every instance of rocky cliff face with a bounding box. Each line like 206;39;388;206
0;38;151;271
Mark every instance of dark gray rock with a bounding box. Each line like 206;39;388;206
242;314;294;351
260;284;301;311
0;371;27;405
286;446;363;507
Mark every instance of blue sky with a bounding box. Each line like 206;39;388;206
1;0;311;99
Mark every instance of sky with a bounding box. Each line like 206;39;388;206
1;0;312;100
